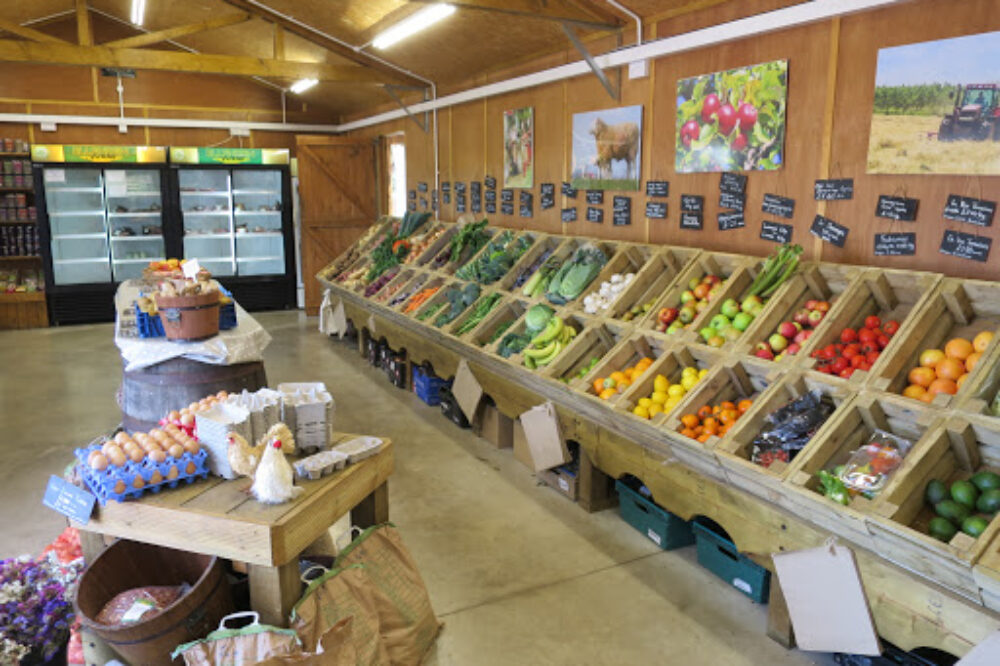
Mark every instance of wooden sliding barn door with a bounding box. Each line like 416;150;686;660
297;135;379;314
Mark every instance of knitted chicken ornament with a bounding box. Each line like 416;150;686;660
250;439;303;504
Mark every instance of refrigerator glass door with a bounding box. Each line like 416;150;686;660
179;169;234;276
106;169;165;281
233;169;284;276
43;167;111;285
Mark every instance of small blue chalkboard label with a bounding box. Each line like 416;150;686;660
43;475;95;523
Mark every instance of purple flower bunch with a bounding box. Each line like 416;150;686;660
0;552;82;664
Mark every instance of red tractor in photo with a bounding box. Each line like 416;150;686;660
938;83;1000;141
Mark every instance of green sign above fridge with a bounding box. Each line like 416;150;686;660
31;144;167;163
170;147;291;165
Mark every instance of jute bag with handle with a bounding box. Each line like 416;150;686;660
290;563;389;666
256;617;356;666
334;523;442;665
171;611;302;666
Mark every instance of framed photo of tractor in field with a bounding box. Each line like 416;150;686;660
675;59;787;173
570;105;642;190
867;31;1000;175
503;106;534;189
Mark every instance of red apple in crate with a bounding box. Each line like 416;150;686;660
786;342;801;355
804;299;818;310
808;310;825;326
793;308;811;326
755;346;775;360
778;322;798;339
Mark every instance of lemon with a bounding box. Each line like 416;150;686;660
650;391;668;405
663;395;683;411
653;374;669;393
681;374;699;391
638;397;653;409
648;404;663;418
633;405;650;419
698;368;709;379
682;366;698;378
667;384;686;398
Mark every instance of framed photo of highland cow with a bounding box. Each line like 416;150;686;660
675;59;787;173
571;105;642;190
503;107;534;188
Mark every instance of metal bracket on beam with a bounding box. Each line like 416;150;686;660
384;85;430;132
561;21;619;101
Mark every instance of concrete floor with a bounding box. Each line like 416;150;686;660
1;311;836;665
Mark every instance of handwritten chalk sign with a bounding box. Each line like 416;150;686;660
810;214;849;247
520;191;533;218
718;211;745;231
561;182;577;198
407;189;416;200
613;196;631;226
680;211;703;230
418;182;428;192
681;194;704;213
876;195;918;222
940;229;992;262
420;198;428;210
561;207;577;222
456;195;466;213
484;175;497;189
486;202;496;214
455;181;466;193
441;182;451;193
443;192;451;204
943;195;996;227
587;206;604;223
408;201;416;212
720;172;747;194
471;197;481;214
761;220;793;244
501;188;513;203
874;232;916;256
540;183;555;209
586;190;604;205
646;180;669;197
814;179;854;201
501;202;514;216
43;475;95;523
719;191;746;211
471;183;482;212
646;201;667;219
485;189;496;203
762;193;795;219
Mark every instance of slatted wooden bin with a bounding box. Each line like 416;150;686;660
446;290;509;338
468;298;529;347
369;267;416;304
616;343;722;424
383;273;433;312
975;521;1000;612
871;277;1000;410
959;334;1000;417
575;332;675;404
413;224;457;268
495;234;566;294
540;317;629;381
571;243;655;315
508;311;592;373
0;292;48;330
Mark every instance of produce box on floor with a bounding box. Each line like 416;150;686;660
692;519;771;603
616;479;695;550
413;364;451;406
539;464;578;500
474;400;513;449
513;418;532;469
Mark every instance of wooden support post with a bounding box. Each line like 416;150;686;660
578;446;617;513
248;560;302;627
352;481;389;528
766;575;796;649
78;529;107;564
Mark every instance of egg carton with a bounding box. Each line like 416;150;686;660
296;423;333;455
195;402;252;479
225;388;282;443
277;382;334;432
330;436;382;464
292;449;349;481
74;442;209;506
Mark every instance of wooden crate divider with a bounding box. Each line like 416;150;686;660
511;311;593;375
496;234;565;294
370;267;418;305
616;343;723;423
570;243;655;314
444;288;510;339
466;297;529;348
383;272;432;312
409;279;461;323
603;246;702;323
542;318;630;382
575;331;675;403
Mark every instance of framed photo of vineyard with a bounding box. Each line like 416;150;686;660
675;60;787;173
503;107;534;188
867;30;1000;175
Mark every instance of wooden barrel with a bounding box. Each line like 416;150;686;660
120;357;267;433
75;540;232;666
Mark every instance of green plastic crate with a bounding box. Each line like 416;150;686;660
692;520;771;604
615;480;695;550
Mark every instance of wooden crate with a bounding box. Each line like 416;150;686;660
511;311;593;374
603;246;702;323
452;228;537;286
496;234;566;294
445;290;509;338
958;331;1000;417
0;292;47;330
616;343;723;426
467;297;529;348
867;413;1000;600
571;244;655;315
871;277;1000;410
408;278;457;321
436;227;501;276
370;267;418;305
682;260;781;351
575;332;676;405
975;528;1000;612
542;318;631;382
716;371;853;501
795;268;942;387
412;224;457;268
398;222;446;267
383;272;432;312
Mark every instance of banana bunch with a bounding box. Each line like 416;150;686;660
522;317;576;369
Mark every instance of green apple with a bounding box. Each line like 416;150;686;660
699;326;717;342
710;314;731;331
688;277;702;291
720;298;740;319
732;312;754;331
680;290;695;304
678;305;697;324
722;325;743;341
740;294;763;313
666;321;684;335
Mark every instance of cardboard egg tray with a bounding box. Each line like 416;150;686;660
292;449;349;480
331;436;382;463
195;402;252;479
74;441;209;505
224;388;282;444
277;382;334;454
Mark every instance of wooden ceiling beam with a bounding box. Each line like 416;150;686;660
408;0;622;30
646;0;738;26
0;18;70;44
76;0;93;46
0;39;395;83
102;13;251;49
220;0;423;85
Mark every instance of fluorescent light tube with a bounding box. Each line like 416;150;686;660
289;78;318;94
130;0;146;26
372;3;455;50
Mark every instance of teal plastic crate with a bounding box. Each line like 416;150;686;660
692;520;771;604
615;480;694;550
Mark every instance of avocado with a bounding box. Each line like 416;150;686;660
951;480;979;509
961;515;989;538
971;471;1000;493
925;479;948;506
936;499;972;524
977;488;1000;514
928;517;958;543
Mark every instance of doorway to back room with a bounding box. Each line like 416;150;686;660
387;136;406;217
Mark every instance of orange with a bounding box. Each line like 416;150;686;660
703;418;719;435
902;384;927;400
719;409;739;425
593;378;605;394
919;349;946;368
934;357;965;382
599;388;617;400
616;380;631;393
908;366;936;388
720;401;736;411
928;378;958;396
966;352;982;373
974;330;994;353
681;414;700;429
697;405;713;420
610;371;627;384
919;390;936;403
680;428;697;439
945;338;974;361
737;399;754;414
719;423;732;436
957;373;969;389
638;357;654;368
697;433;712;443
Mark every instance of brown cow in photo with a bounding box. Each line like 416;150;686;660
590;118;639;180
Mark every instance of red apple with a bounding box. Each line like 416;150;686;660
755;347;775;360
778;322;798;339
807;310;825;326
793;308;812;326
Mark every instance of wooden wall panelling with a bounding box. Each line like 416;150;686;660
449;100;486;219
437;107;452;218
405;111;435;213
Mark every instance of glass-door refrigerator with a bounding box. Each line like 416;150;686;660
31;145;170;325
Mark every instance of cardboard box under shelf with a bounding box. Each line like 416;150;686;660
865;413;1000;600
576;332;676;406
475;401;514;449
571;243;656;315
542;318;630;382
513;418;532;469
603;245;701;323
871;277;1000;410
616;343;722;427
539;465;579;500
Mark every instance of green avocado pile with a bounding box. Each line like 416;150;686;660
924;471;1000;542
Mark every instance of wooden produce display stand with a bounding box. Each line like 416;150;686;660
74;434;394;627
319;218;1000;657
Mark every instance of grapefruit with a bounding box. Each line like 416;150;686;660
919;349;946;368
973;331;994;353
928;378;958;395
908;366;935;388
934;357;965;382
945;338;974;361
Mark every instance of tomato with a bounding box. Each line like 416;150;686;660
883;320;900;336
865;315;882;330
822;345;837;360
877;334;890;349
839;367;855;379
858;361;872;371
851;354;867;369
830;357;849;373
866;350;881;364
840;328;857;343
858;329;877;345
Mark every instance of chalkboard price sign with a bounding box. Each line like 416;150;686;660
471;198;482;214
419;198;428;210
612;196;631;226
520;191;533;218
760;220;793;244
443;192;451;204
876;195;919;222
561;207;577;222
501;188;513;203
471;181;481;196
456;194;466;213
455;181;466;193
407;190;416;200
484;175;497;189
501;202;514;216
441;182;451;193
720;172;747;194
681;194;704;213
645;201;667;219
810;214;849;247
645;180;669;197
587;206;604;223
586;190;604;205
561;182;578;198
540;183;555;209
470;182;482;213
486;202;496;214
431;191;438;211
761;193;795;219
940;229;992;262
874;232;916;256
485;189;496;203
408;201;416;212
417;182;428;192
680;212;703;230
814;178;854;201
718;211;745;231
943;195;996;227
719;191;746;211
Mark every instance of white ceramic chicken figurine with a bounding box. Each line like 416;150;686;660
250;439;303;504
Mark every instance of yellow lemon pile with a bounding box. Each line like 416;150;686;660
632;366;707;420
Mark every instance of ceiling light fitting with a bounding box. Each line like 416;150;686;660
130;0;146;27
289;78;318;94
372;3;455;50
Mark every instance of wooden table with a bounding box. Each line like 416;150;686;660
74;433;394;626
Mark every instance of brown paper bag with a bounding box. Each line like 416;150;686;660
256;617;356;666
172;611;302;666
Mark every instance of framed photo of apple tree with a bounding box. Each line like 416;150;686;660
675;59;788;173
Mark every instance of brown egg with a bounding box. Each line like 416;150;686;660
180;413;195;427
185;461;196;475
164;423;180;434
166;465;179;480
149;449;167;464
113;432;132;446
216;391;228;400
114;480;126;494
182;440;200;455
179;407;190;416
168;444;184;459
132;475;145;489
188;402;199;412
102;440;118;456
106;445;126;467
128;448;145;463
167;410;180;422
88;452;109;471
149;470;163;484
